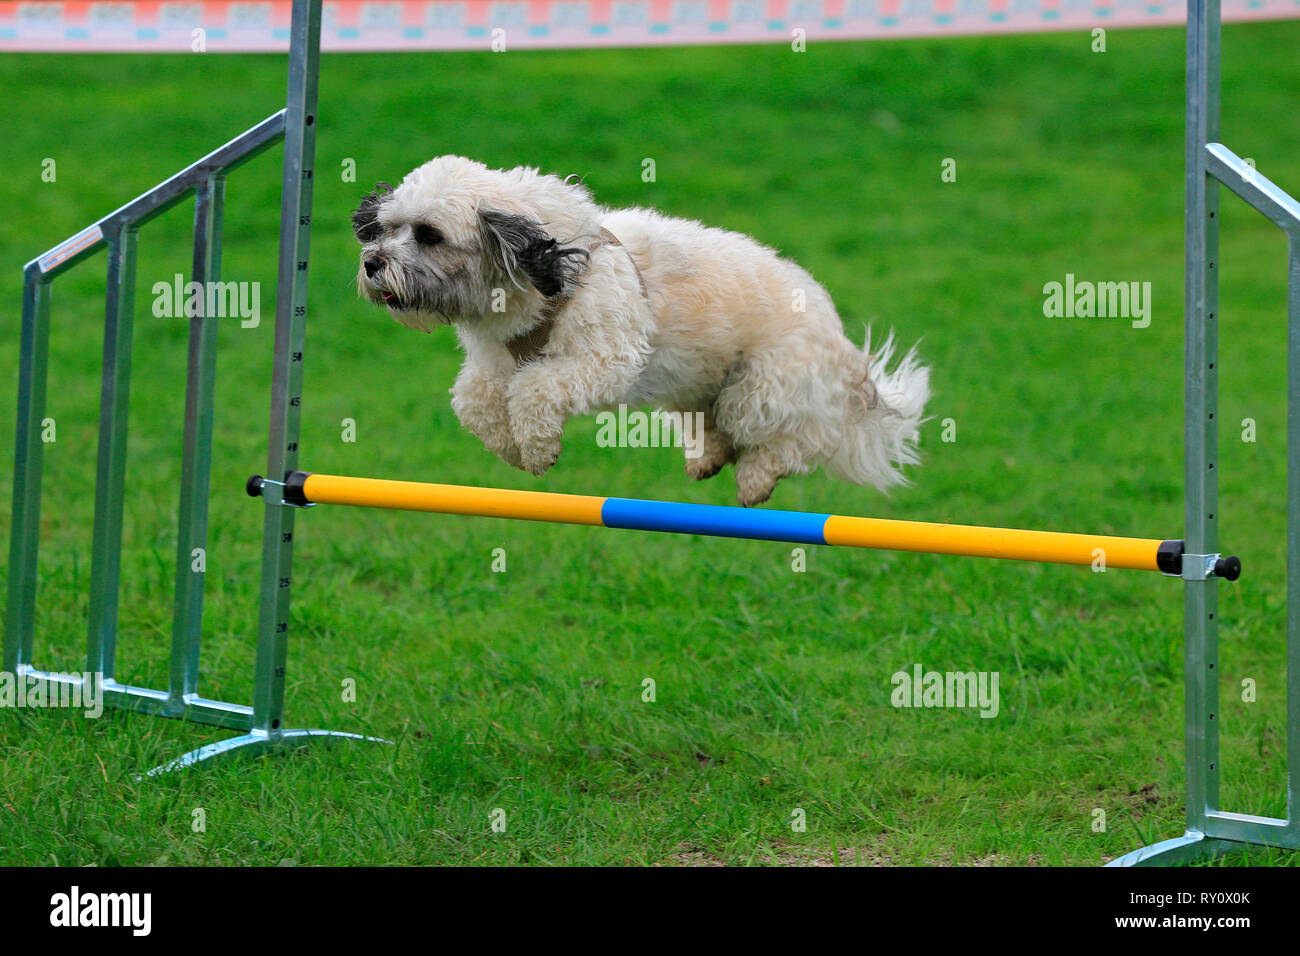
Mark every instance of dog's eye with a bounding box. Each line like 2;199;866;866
413;223;444;246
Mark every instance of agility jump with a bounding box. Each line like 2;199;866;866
245;471;1239;579
6;0;1298;866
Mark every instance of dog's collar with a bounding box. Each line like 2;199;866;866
505;227;647;368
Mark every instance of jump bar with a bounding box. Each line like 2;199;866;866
246;471;1242;579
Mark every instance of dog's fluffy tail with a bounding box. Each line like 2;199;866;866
826;327;930;492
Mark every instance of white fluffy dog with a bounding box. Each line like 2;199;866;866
353;156;929;506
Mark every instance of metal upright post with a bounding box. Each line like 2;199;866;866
250;0;322;737
1181;0;1223;852
4;273;52;674
85;225;139;683
1287;202;1300;861
168;175;224;714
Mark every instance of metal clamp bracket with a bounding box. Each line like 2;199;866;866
1182;552;1242;581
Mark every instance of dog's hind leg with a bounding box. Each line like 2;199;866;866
712;347;820;506
733;436;807;507
680;409;736;480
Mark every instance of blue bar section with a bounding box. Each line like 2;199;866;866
602;498;830;545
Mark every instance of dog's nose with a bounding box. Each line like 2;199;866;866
363;256;385;278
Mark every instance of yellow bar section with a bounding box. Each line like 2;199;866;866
822;515;1162;570
301;473;606;526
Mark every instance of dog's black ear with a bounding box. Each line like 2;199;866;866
351;182;393;242
478;206;589;298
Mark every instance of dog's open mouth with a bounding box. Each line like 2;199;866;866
378;290;403;309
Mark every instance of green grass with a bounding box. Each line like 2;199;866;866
1;23;1299;865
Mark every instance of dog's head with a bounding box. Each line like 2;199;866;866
352;156;597;331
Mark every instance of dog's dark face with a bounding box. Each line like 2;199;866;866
351;158;592;331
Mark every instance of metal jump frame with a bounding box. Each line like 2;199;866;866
5;0;1299;864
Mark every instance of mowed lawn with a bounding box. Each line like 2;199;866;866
1;22;1298;866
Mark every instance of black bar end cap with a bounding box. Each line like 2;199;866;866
1156;539;1184;575
283;470;312;507
1215;555;1242;581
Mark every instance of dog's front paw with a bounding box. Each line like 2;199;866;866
469;426;524;470
519;437;561;476
685;441;733;481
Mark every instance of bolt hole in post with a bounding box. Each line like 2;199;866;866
305;115;314;126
